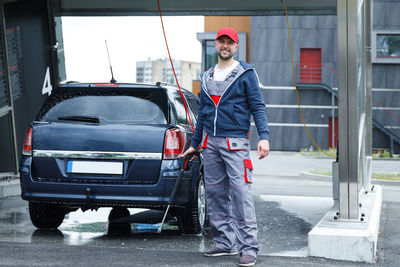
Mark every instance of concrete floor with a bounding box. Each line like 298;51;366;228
0;151;399;266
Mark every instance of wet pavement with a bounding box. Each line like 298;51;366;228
0;151;399;266
0;193;332;257
0;197;209;249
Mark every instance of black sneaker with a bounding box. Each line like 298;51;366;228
204;247;238;257
238;255;257;266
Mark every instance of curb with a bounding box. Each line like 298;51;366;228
299;171;331;181
299;155;400;161
300;171;400;186
372;157;400;161
0;179;21;198
370;179;400;186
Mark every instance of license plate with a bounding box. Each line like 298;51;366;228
67;161;123;175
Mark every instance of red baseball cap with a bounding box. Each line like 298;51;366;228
216;27;239;43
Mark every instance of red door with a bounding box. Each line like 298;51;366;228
300;48;322;83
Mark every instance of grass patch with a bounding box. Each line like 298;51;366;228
309;170;400;181
309;170;332;176
373;151;392;158
372;149;400;158
372;173;400;181
300;148;337;158
301;148;399;159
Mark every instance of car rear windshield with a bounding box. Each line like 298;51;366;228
39;92;167;125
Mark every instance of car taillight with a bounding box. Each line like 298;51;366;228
163;128;186;159
22;127;32;156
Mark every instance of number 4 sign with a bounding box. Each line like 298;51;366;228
42;67;53;96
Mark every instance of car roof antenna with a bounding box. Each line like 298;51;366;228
105;40;117;83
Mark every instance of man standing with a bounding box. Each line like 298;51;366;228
182;27;269;267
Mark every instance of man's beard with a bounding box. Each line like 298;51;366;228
217;50;234;60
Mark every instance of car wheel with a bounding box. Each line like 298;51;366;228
29;202;65;229
108;207;131;236
177;175;206;235
108;207;130;221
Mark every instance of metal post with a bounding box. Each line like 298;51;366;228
390;138;394;156
365;0;372;189
347;0;361;220
337;0;350;219
337;0;361;219
365;0;372;157
0;5;19;175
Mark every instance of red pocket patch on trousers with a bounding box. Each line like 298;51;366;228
244;159;253;183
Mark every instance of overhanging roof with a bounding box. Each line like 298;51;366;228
54;0;337;16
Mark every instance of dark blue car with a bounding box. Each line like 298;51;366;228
19;82;205;234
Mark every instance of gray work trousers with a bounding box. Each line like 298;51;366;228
203;135;259;258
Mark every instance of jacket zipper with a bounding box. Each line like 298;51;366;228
202;68;254;136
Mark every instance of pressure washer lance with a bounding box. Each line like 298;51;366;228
157;149;203;233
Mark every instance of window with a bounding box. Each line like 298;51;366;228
41;95;167;125
167;90;192;126
372;31;400;64
185;96;199;127
376;34;400;58
187;97;199;116
173;96;189;125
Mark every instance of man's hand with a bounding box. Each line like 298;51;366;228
257;140;270;159
181;146;197;161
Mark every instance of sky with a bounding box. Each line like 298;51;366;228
61;16;204;83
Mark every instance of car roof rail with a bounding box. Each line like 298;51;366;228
63;80;81;84
156;81;190;93
156;81;175;87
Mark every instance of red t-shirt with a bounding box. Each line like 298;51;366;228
211;95;221;106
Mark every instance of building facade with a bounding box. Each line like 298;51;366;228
198;0;400;153
251;15;339;151
136;58;201;92
250;0;400;153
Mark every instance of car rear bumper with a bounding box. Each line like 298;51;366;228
20;191;188;208
19;157;200;208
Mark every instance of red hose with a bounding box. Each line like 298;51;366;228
372;98;400;123
156;0;195;133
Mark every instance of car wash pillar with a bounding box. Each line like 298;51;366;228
0;0;59;178
337;0;372;219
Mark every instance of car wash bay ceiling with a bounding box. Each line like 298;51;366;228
52;0;337;16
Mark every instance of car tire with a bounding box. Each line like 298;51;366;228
177;175;206;235
29;202;65;229
108;207;130;221
108;207;131;235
